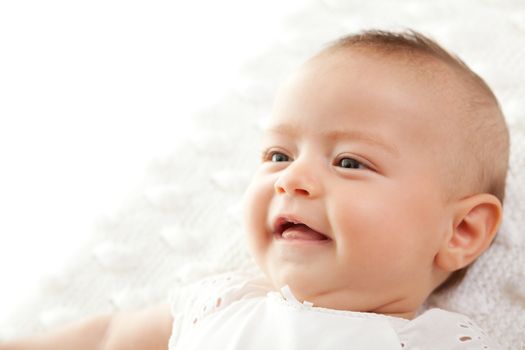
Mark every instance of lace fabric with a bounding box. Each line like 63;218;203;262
168;272;501;349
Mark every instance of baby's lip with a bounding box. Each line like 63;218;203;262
272;214;330;239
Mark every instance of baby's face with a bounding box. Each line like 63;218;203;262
243;50;458;318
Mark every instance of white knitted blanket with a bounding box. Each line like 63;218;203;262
1;1;524;348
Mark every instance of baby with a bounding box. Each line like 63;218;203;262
1;29;509;349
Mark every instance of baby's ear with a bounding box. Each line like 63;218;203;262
435;193;503;273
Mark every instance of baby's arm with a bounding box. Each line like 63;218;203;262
0;303;173;350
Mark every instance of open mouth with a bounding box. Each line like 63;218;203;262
274;217;330;242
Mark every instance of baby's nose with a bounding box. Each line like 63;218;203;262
275;184;310;196
274;161;321;198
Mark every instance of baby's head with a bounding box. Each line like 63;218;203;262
242;29;509;319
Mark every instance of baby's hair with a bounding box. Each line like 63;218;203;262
317;29;510;292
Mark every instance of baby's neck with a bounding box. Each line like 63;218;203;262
271;281;421;321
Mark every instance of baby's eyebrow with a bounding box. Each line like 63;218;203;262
325;129;400;158
265;123;399;158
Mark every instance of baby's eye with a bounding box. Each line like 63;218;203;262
270;152;290;162
337;157;366;169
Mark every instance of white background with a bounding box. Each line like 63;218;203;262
0;0;305;319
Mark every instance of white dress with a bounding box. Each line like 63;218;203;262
168;272;500;350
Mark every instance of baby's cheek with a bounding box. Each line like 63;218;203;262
334;202;414;261
243;175;274;241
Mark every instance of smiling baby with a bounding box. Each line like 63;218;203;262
1;29;509;350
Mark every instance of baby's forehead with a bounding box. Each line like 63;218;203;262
282;50;466;123
312;48;474;121
312;47;465;93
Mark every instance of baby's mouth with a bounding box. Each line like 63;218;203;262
274;217;330;241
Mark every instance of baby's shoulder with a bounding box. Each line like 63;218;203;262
397;308;499;350
168;270;272;348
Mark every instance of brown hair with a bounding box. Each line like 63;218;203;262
320;29;510;291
